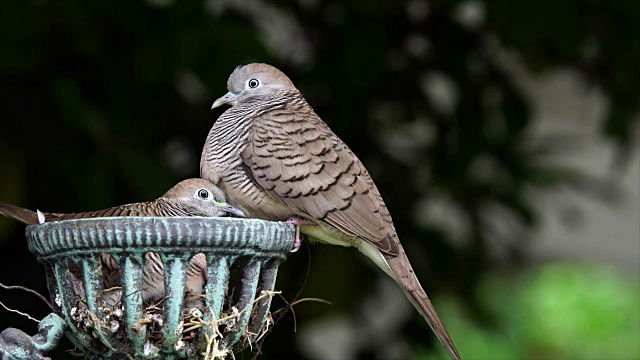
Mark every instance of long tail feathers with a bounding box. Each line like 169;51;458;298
384;247;461;360
0;202;39;225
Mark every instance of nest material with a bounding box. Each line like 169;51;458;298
66;256;277;360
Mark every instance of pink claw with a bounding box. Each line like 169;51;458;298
285;217;315;253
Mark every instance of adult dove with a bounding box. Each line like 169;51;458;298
201;63;460;359
0;178;245;304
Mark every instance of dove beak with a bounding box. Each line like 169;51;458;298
217;203;246;218
211;92;238;109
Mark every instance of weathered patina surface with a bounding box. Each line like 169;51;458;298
0;217;294;359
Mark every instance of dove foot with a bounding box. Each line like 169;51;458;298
285;217;315;253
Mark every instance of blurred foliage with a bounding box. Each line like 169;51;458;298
418;263;640;360
486;0;640;156
0;0;638;359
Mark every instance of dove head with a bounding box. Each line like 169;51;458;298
211;63;296;109
162;178;245;218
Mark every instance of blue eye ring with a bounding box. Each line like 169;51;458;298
248;79;259;88
197;189;210;199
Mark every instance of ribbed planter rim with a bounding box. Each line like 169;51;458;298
26;217;295;259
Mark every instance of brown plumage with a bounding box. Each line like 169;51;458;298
0;178;245;304
0;178;244;222
201;63;460;359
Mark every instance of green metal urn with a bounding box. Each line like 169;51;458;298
0;217;295;359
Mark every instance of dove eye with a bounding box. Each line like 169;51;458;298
197;189;210;199
248;79;259;88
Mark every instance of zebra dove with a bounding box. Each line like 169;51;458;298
201;63;460;359
0;178;245;304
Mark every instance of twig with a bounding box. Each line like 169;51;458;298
0;300;40;323
83;309;135;360
187;290;282;334
0;281;53;310
251;240;324;360
184;290;285;360
279;293;297;332
287;297;331;308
